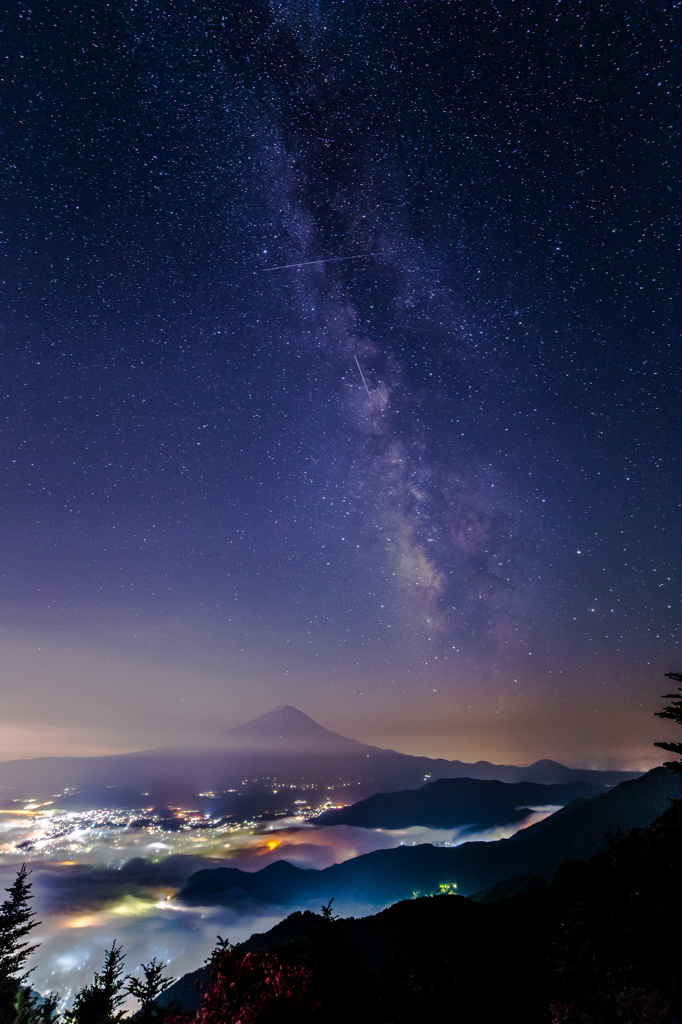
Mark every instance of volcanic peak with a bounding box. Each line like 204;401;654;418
225;706;367;752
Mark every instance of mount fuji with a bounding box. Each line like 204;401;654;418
0;706;641;809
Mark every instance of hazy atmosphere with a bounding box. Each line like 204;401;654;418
2;0;678;768
1;7;680;1021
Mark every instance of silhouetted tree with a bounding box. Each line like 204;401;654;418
319;899;338;923
13;987;37;1024
654;672;682;775
14;988;62;1024
126;960;174;1022
37;993;62;1024
0;866;40;1024
69;944;126;1024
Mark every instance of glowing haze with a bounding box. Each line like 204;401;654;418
1;0;677;771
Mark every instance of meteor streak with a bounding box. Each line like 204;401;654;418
262;251;382;271
354;355;372;400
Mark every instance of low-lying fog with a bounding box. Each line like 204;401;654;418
0;805;560;1006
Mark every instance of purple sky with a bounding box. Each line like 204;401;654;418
1;0;678;769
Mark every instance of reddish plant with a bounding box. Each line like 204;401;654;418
550;987;673;1023
167;941;318;1024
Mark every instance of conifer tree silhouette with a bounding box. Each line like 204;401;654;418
68;944;126;1024
654;672;682;775
125;959;174;1022
0;866;40;1024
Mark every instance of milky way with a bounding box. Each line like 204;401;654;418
1;0;678;765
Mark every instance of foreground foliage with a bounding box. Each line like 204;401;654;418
153;799;682;1024
0;866;40;1024
167;939;318;1024
67;943;127;1024
655;672;682;776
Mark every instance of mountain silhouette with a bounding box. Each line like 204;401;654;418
178;767;682;910
0;706;642;806
163;795;682;1024
313;776;607;831
224;705;367;753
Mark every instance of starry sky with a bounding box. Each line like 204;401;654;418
1;0;678;768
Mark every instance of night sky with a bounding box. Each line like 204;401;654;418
1;0;678;767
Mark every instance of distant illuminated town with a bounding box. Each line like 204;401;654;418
0;775;564;1005
0;781;358;866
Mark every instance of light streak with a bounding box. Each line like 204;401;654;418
262;251;382;271
373;321;436;333
354;356;372;400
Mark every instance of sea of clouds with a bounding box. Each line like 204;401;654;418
0;808;558;1007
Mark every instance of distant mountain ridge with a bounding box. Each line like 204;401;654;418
313;776;607;831
0;706;643;806
224;705;367;753
162;793;682;1022
178;767;682;910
